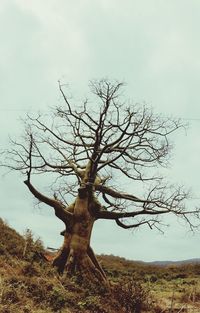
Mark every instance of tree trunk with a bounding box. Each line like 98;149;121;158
52;191;107;285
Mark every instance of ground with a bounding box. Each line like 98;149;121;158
0;219;199;313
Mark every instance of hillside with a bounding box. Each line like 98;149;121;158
0;218;200;312
147;258;200;266
97;254;200;269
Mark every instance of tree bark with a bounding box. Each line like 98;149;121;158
52;192;107;285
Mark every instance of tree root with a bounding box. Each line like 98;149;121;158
51;245;108;287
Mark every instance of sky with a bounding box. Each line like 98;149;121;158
0;0;200;262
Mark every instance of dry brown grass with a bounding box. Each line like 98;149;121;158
0;219;200;313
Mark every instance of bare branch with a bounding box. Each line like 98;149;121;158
116;218;158;229
24;179;73;223
1;79;198;236
95;184;147;203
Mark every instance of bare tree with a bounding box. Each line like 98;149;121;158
2;79;200;284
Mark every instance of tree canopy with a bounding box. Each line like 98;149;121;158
2;79;200;281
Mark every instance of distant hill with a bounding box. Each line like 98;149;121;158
98;254;200;270
146;258;200;266
0;217;199;267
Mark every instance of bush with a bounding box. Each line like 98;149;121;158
48;286;67;311
1;286;20;304
22;229;44;261
113;279;152;313
150;274;158;283
78;295;106;313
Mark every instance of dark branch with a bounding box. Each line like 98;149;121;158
24;179;73;223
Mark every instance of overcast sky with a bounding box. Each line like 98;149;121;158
0;0;200;262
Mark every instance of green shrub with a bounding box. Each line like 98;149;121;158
48;286;67;311
78;295;106;313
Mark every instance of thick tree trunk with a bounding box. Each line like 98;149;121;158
52;222;107;284
52;191;107;285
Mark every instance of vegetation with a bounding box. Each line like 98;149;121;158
0;218;200;312
1;79;200;284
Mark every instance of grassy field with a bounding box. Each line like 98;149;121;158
0;218;199;313
99;254;200;312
